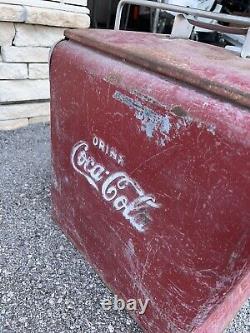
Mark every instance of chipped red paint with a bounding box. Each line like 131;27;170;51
50;30;250;333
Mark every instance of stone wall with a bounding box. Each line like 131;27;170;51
0;0;89;130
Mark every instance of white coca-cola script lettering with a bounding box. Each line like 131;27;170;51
71;141;160;232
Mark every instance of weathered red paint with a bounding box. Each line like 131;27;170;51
50;29;250;333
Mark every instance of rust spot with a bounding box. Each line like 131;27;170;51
171;105;188;117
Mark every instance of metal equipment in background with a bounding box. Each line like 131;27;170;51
152;0;217;33
89;0;250;57
115;0;250;57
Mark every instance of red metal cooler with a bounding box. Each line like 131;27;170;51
50;28;250;333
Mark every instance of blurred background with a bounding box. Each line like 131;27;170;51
88;0;250;33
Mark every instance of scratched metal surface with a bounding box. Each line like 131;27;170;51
50;33;250;333
65;29;250;109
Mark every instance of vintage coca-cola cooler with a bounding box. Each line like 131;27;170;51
50;5;250;332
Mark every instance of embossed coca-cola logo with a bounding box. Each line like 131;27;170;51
71;141;160;232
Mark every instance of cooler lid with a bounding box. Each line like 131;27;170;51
65;29;250;109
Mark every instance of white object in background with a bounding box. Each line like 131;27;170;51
164;0;215;11
171;14;193;39
241;28;250;58
224;31;250;59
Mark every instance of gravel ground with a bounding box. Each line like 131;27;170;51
0;124;249;333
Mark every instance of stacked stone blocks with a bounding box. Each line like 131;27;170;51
0;0;89;130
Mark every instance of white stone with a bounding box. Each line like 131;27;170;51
25;7;90;28
1;46;50;63
49;0;88;7
0;63;28;79
62;0;87;6
3;0;89;14
0;118;28;131
14;24;65;47
29;63;49;79
29;115;50;124
0;22;15;46
0;4;25;23
0;102;50;120
0;80;50;103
